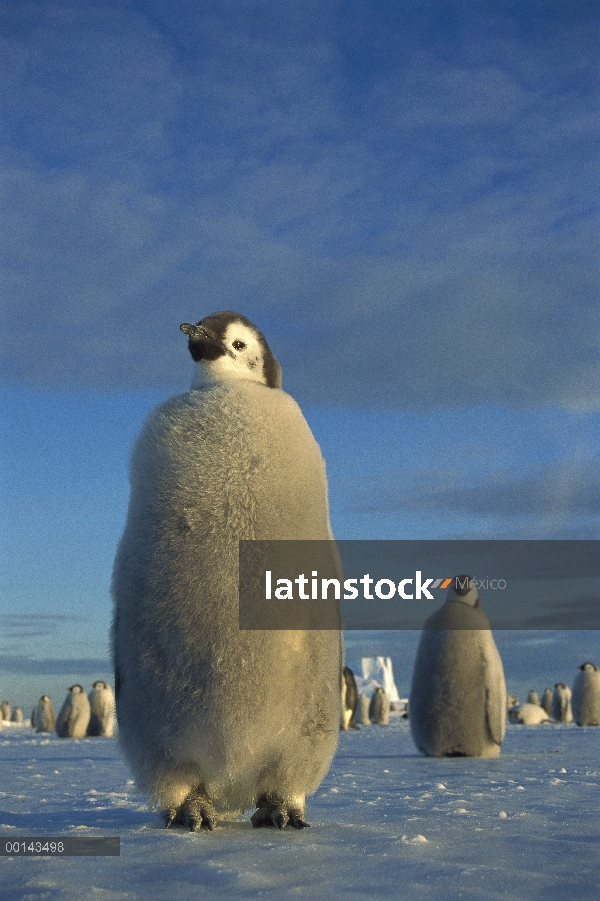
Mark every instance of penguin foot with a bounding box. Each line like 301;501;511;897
162;789;217;831
251;797;310;830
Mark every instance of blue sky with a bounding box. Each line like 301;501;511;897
1;0;599;709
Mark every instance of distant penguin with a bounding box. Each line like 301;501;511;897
572;662;600;726
31;707;37;728
112;312;342;830
369;687;390;725
35;695;56;733
55;685;91;738
359;693;371;725
541;688;553;716
506;694;518;716
509;703;551;725
527;690;541;706
341;667;360;731
11;707;23;723
87;682;116;737
1;701;10;721
409;575;506;758
552;683;573;723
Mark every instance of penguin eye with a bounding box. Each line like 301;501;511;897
232;340;246;351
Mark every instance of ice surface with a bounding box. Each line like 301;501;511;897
1;715;598;901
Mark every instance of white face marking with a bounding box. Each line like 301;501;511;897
191;321;267;388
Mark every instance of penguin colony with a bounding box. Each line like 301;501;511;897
112;312;342;831
1;686;115;736
409;576;506;757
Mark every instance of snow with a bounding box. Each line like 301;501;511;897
1;715;598;901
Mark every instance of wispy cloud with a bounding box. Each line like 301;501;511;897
0;654;110;676
2;614;73;640
0;1;597;409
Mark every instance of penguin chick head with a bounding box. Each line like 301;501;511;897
92;681;107;689
580;661;599;672
180;311;282;390
69;685;84;694
446;574;479;607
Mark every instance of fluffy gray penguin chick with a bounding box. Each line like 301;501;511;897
572;662;600;726
409;575;506;757
541;688;553;715
87;681;116;737
112;311;342;831
35;695;56;733
552;683;573;723
369;686;390;725
55;685;91;738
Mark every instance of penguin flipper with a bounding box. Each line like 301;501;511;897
251;796;310;830
484;642;507;746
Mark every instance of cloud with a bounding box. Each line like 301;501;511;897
0;654;111;676
0;1;598;409
2;614;73;640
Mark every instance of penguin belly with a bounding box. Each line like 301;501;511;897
410;623;505;758
112;382;341;814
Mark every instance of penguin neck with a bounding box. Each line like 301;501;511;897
446;588;479;608
190;361;265;390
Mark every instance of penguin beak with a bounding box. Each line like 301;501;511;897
180;323;236;359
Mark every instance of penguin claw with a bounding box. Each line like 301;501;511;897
162;807;177;829
251;801;310;830
162;791;217;831
185;795;217;831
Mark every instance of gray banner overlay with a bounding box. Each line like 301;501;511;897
239;540;600;630
0;837;121;856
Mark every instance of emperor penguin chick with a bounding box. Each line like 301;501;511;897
35;695;56;733
409;576;506;757
508;703;551;725
552;683;573;723
11;707;23;723
541;688;553;716
112;312;342;831
1;701;10;721
55;685;91;738
358;693;371;725
87;681;116;737
369;687;390;725
572;662;600;726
